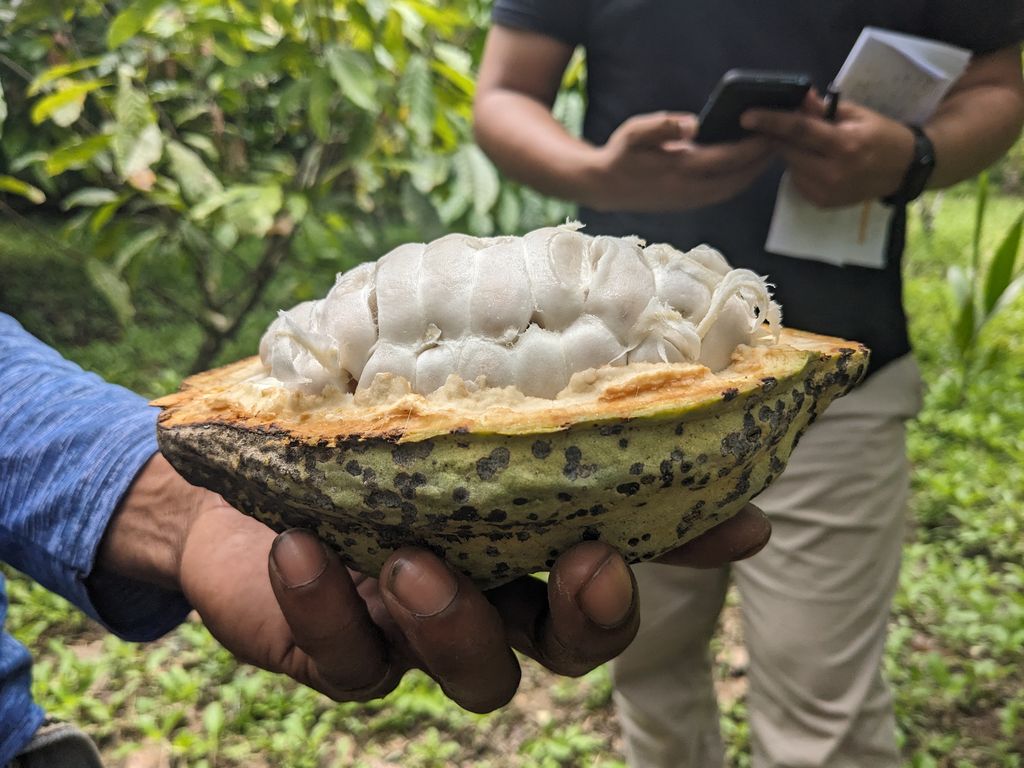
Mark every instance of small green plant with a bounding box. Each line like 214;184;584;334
946;173;1024;396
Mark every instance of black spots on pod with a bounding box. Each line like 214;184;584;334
394;471;427;500
675;500;706;538
345;459;362;477
532;440;552;459
565;504;608;521
365;488;404;511
720;466;754;505
720;411;763;465
453;487;469;503
513;497;530;505
659;459;675;488
760;376;778;393
557;491;573;502
486;509;508;523
581;526;601;541
616;482;641;496
563;446;598;481
674;422;686;436
391;440;435;467
598;424;625;436
452;506;481;522
476;447;511;480
758;400;787;435
722;388;739;402
618;438;629;450
629;462;644;475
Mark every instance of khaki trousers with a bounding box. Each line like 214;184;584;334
612;356;923;768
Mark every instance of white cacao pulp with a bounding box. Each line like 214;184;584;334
259;223;782;399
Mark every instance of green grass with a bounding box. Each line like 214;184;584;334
2;185;1023;766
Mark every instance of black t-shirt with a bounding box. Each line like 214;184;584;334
491;0;1024;375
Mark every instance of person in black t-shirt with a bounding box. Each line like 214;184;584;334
474;3;1024;766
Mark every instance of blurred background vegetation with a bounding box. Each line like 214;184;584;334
1;1;1022;766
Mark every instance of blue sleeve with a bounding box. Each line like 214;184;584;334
0;313;190;642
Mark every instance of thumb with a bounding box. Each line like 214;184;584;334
618;112;696;148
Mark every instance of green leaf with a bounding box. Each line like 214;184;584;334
46;135;113;176
191;184;283;237
0;175;45;204
992;273;1024;317
166;140;223;204
971;173;989;275
90;199;128;234
28;56;106;96
398;54;434;146
949;266;977;357
113;70;163;180
202;701;225;740
85;258;135;327
62;188;119;210
108;0;166;49
181;133;219;162
981;213;1023;316
497;187;523;234
324;47;378;112
31;80;106;127
114;228;163;273
308;68;333;142
430;61;475;97
454;144;500;218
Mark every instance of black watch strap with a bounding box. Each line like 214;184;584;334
883;124;936;207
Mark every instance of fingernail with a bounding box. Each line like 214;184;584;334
388;556;458;617
270;529;329;588
578;555;634;629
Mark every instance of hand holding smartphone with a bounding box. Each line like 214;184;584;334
696;69;813;144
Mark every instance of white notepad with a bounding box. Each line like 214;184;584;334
765;28;972;269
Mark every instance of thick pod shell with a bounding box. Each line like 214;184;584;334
155;329;868;588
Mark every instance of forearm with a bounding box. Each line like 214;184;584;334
474;88;601;207
91;453;205;594
926;47;1024;188
0;313;191;640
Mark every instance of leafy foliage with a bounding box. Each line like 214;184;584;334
946;173;1024;396
4;188;1024;767
0;0;575;369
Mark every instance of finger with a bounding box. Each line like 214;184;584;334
741;109;837;155
488;541;640;677
621;111;696;148
682;136;776;176
802;89;827;119
380;548;521;714
655;503;771;567
268;529;393;699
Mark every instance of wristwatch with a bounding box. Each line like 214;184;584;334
883;124;936;206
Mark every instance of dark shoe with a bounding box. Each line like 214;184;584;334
9;717;104;768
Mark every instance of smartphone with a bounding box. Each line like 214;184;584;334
696;69;813;144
